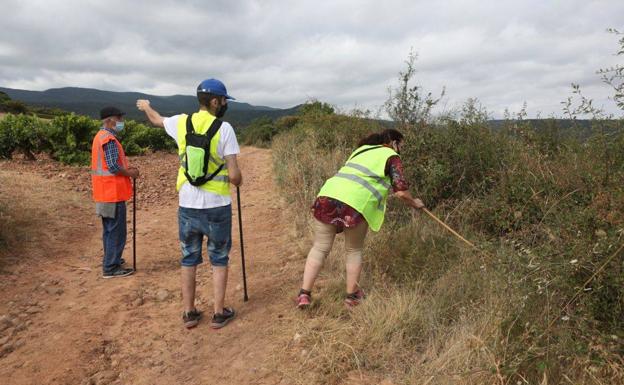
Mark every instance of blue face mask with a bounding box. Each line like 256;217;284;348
115;121;125;131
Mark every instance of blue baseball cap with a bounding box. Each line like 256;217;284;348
196;78;235;100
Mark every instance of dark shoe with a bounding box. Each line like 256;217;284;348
102;267;134;279
183;309;203;329
344;288;365;307
120;258;126;265
211;307;236;329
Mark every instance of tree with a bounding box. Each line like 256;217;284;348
298;100;335;117
597;28;624;112
384;49;445;131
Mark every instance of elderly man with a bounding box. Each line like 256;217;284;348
91;106;139;278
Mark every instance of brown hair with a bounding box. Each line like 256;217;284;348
197;92;223;109
357;129;404;147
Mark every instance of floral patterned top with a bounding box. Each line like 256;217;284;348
312;155;408;231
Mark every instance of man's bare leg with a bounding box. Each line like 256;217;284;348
181;265;197;313
213;266;228;314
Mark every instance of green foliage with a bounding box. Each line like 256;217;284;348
0;91;10;103
0;100;28;114
117;120;176;155
402;118;508;207
0;112;175;164
44;113;100;164
0;91;68;118
31;106;69;119
0;113;47;159
597;28;624;111
298;100;335;117
239;100;339;148
383;49;445;130
239;117;279;148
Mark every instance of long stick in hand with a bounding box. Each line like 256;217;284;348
236;186;249;301
133;178;137;271
422;208;476;249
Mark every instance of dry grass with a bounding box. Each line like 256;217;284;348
277;225;624;384
277;215;510;384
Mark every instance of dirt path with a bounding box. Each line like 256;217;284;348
0;147;302;385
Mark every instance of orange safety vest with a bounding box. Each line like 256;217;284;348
90;129;132;202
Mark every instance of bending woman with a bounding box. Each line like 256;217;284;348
297;129;425;308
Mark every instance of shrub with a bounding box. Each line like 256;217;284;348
0;100;28;114
0;113;47;159
44;113;99;164
0;91;9;103
36;115;175;165
298;100;335;117
239;117;279;147
117;120;176;155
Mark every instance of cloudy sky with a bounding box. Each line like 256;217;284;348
1;0;623;118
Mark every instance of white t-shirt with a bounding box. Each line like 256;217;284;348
163;114;240;209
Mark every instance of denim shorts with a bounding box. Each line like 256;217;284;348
178;205;232;267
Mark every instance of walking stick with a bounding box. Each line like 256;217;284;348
133;178;137;271
236;186;249;302
421;208;476;249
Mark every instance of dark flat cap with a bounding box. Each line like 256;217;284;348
100;106;126;120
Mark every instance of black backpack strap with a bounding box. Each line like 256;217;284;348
348;145;383;161
204;118;223;142
186;113;195;134
185;114;223;138
199;118;224;180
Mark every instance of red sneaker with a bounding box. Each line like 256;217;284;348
344;288;366;307
297;293;311;309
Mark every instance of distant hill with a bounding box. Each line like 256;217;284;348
0;86;301;128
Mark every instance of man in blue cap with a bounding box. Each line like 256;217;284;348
136;78;242;329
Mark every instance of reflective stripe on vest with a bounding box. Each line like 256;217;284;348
90;129;132;202
175;111;230;196
92;132;116;176
334;172;385;211
317;145;398;231
343;162;392;191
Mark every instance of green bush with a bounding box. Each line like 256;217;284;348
239;117;279;147
297;100;335;117
117;120;176;155
401;121;508;207
0;91;9;103
0;113;47;159
0;100;28;114
44;113;100;164
0;112;176;165
240;101;337;148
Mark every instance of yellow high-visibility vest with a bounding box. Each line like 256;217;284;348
175;111;229;196
318;145;398;231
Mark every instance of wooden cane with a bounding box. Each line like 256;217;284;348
422;208;476;249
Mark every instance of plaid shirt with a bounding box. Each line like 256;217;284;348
101;128;121;174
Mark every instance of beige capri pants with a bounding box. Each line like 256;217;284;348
306;218;368;264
